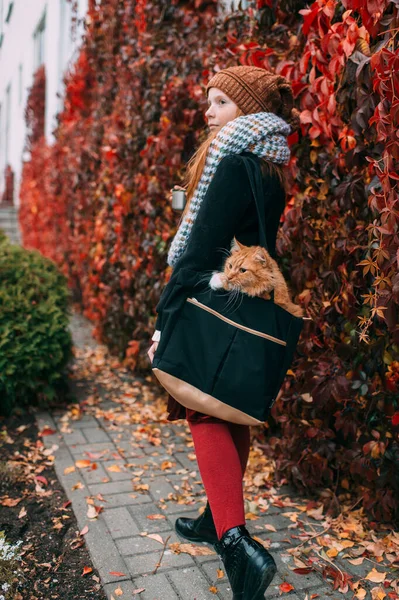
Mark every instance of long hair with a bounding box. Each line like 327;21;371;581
177;108;288;226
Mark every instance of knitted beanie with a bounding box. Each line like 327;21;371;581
206;66;300;131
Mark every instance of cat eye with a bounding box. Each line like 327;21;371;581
228;263;232;269
240;268;247;273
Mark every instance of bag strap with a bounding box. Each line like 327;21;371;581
241;155;275;302
241;155;269;251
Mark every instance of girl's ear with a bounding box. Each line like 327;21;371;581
230;237;245;253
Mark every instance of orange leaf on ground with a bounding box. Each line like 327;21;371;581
109;571;126;577
82;566;92;575
366;569;386;583
75;459;92;468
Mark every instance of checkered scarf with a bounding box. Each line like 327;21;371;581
167;112;292;268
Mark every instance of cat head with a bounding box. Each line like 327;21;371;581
223;237;274;291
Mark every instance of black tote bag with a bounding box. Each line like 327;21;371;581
152;156;306;425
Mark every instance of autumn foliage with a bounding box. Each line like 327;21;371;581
19;0;398;522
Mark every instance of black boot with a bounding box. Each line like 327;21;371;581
175;501;218;544
214;524;277;600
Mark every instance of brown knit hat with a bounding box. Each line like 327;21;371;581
206;66;300;131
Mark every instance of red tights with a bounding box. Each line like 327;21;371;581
187;420;250;540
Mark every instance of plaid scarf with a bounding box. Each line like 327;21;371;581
167;112;292;268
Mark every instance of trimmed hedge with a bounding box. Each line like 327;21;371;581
0;232;72;415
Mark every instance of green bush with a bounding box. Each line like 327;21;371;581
0;233;72;415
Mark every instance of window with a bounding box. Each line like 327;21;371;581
33;12;46;69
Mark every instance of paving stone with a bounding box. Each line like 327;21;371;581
103;507;140;539
253;511;301;531
141;476;177;502
174;451;199;470
88;479;134;496
103;579;142;600
270;549;323;590
106;429;133;441
82;427;111;443
168;565;219;599
83;517;131;585
70;443;124;462
115;529;180;555
80;462;110;485
100;491;152;508
130;572;179;599
62;429;88;445
58;415;99;428
103;460;137;481
125;547;196;576
128;503;173;533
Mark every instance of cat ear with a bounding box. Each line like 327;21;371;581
254;247;268;264
230;237;245;253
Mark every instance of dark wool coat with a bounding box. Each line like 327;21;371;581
154;150;286;423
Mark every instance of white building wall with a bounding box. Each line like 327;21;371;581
0;0;88;207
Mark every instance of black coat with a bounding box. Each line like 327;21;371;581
153;151;287;422
155;151;286;334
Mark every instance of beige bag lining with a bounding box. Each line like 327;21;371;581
153;368;266;425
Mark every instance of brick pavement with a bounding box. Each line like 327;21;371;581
35;312;392;599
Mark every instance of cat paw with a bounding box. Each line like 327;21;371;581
209;272;223;290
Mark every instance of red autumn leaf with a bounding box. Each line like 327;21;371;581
109;571;127;577
293;567;313;574
39;427;57;436
279;582;295;593
35;476;48;486
392;412;399;426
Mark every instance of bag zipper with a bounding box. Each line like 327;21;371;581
187;297;287;346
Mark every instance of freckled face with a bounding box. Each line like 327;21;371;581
205;87;239;131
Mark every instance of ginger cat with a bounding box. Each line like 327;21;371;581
209;238;304;318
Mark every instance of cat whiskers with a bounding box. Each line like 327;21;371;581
225;284;243;312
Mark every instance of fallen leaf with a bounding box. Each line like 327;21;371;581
132;589;145;595
217;568;224;579
280;582;295;593
109;571;127;577
114;587;123;596
1;497;23;507
147;533;164;544
366;569;387;584
87;504;98;519
80;525;89;535
107;464;122;473
371;587;387;600
75;459;92;469
82;566;92;576
146;514;166;520
264;524;277;532
169;542;215;556
39;427;57;436
18;506;27;519
209;586;218;594
348;557;365;565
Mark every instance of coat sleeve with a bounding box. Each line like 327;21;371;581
154;154;253;330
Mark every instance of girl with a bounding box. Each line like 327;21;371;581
148;66;300;599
